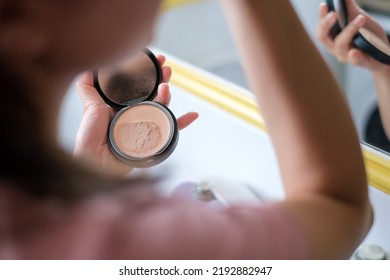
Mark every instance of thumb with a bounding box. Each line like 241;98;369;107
348;49;381;71
76;72;106;112
74;72;113;154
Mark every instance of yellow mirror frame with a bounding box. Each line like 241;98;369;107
168;57;390;196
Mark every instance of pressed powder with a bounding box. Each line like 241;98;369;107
112;103;172;159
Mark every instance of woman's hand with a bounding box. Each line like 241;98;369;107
316;0;390;74
74;55;199;177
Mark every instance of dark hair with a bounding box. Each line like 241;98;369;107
0;58;147;202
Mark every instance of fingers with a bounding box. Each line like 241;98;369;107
76;72;107;113
152;81;198;131
77;71;94;87
316;3;367;63
334;15;366;62
156;54;172;83
319;2;328;18
162;65;172;83
177;112;199;131
316;4;338;52
316;3;385;70
157;54;166;66
348;48;373;69
154;83;171;107
317;2;367;64
75;72;113;150
348;49;364;65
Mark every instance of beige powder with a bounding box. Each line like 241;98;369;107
113;103;172;158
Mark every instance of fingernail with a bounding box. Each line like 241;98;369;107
319;3;326;13
159;83;169;89
353;15;365;26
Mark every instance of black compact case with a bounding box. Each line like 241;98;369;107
93;48;179;168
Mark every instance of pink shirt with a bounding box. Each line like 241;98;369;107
0;184;310;259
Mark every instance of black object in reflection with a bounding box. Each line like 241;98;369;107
94;49;162;109
365;106;390;153
326;0;390;64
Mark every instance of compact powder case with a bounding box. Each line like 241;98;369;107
326;0;390;64
93;49;179;168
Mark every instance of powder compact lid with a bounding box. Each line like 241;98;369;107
93;49;162;110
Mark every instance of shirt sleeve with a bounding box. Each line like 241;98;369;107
106;194;311;260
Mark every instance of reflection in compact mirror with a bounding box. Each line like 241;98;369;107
98;51;159;106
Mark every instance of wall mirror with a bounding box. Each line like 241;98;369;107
155;0;390;194
329;0;390;155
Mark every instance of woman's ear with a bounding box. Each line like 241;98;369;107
0;1;49;61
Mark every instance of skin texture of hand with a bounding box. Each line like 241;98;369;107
316;0;390;74
74;55;199;177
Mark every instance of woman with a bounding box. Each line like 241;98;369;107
0;0;372;259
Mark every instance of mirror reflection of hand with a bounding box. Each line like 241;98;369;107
74;55;199;177
317;0;390;73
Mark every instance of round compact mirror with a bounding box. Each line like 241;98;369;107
94;49;162;109
93;49;179;168
326;0;390;64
